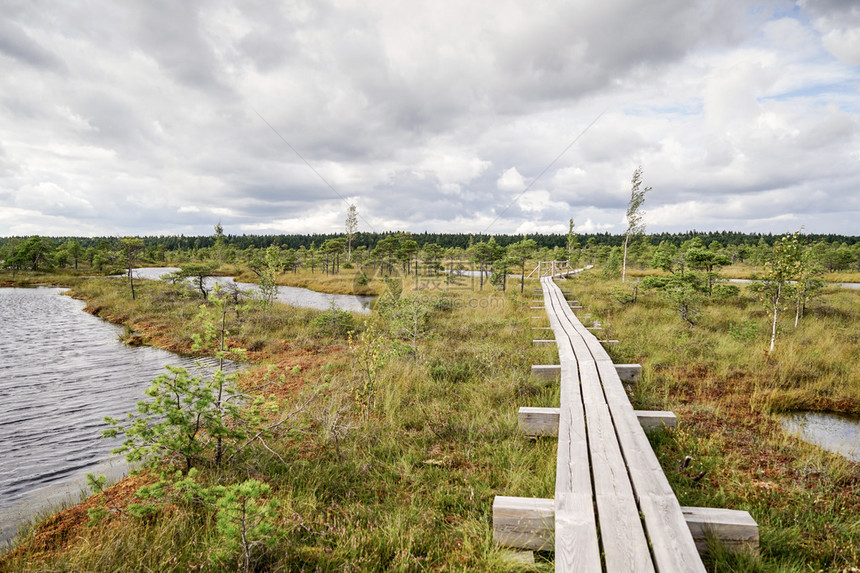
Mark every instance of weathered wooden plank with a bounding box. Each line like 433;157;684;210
542;279;601;572
585;394;655;572
636;410;677;431
532;339;555;346
531;364;561;380
518;406;560;436
638;494;708;572
592;356;705;570
493;496;554;551
499;550;536;564
555;493;602;572
681;506;759;554
518;407;676;436
553;359;590;495
616;363;642;383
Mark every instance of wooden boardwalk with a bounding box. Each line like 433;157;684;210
494;277;757;571
526;261;593;279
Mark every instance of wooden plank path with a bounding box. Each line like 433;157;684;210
494;277;758;571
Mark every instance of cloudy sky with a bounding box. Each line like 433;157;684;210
1;1;859;238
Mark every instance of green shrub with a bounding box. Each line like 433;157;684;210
712;283;740;299
312;304;356;338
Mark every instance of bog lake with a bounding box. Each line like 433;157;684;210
0;271;371;546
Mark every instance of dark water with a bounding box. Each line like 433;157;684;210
0;275;372;546
780;412;860;462
130;267;374;313
0;287;225;545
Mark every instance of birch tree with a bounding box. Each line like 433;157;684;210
345;204;358;263
622;166;650;282
566;218;576;264
750;232;803;354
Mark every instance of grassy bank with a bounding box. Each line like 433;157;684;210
1;269;858;571
0;270;89;288
572;273;860;571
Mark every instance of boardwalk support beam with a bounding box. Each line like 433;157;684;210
493;496;759;556
531;363;641;383
518;407;677;436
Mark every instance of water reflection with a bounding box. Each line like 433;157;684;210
780;411;860;462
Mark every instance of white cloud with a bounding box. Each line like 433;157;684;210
821;27;860;65
577;218;615;233
515;221;568;234
416;150;492;186
240;203;343;234
497;167;526;191
516;190;569;214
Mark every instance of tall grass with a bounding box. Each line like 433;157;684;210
3;270;858;571
1;273;559;571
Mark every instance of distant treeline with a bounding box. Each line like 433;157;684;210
1;230;857;252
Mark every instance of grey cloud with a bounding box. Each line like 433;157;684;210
131;0;232;95
0;143;15;177
233;1;750;160
800;0;860;22
71;91;157;151
0;18;66;72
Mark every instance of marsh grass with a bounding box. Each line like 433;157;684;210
1;273;558;571
3;269;858;571
574;272;860;571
